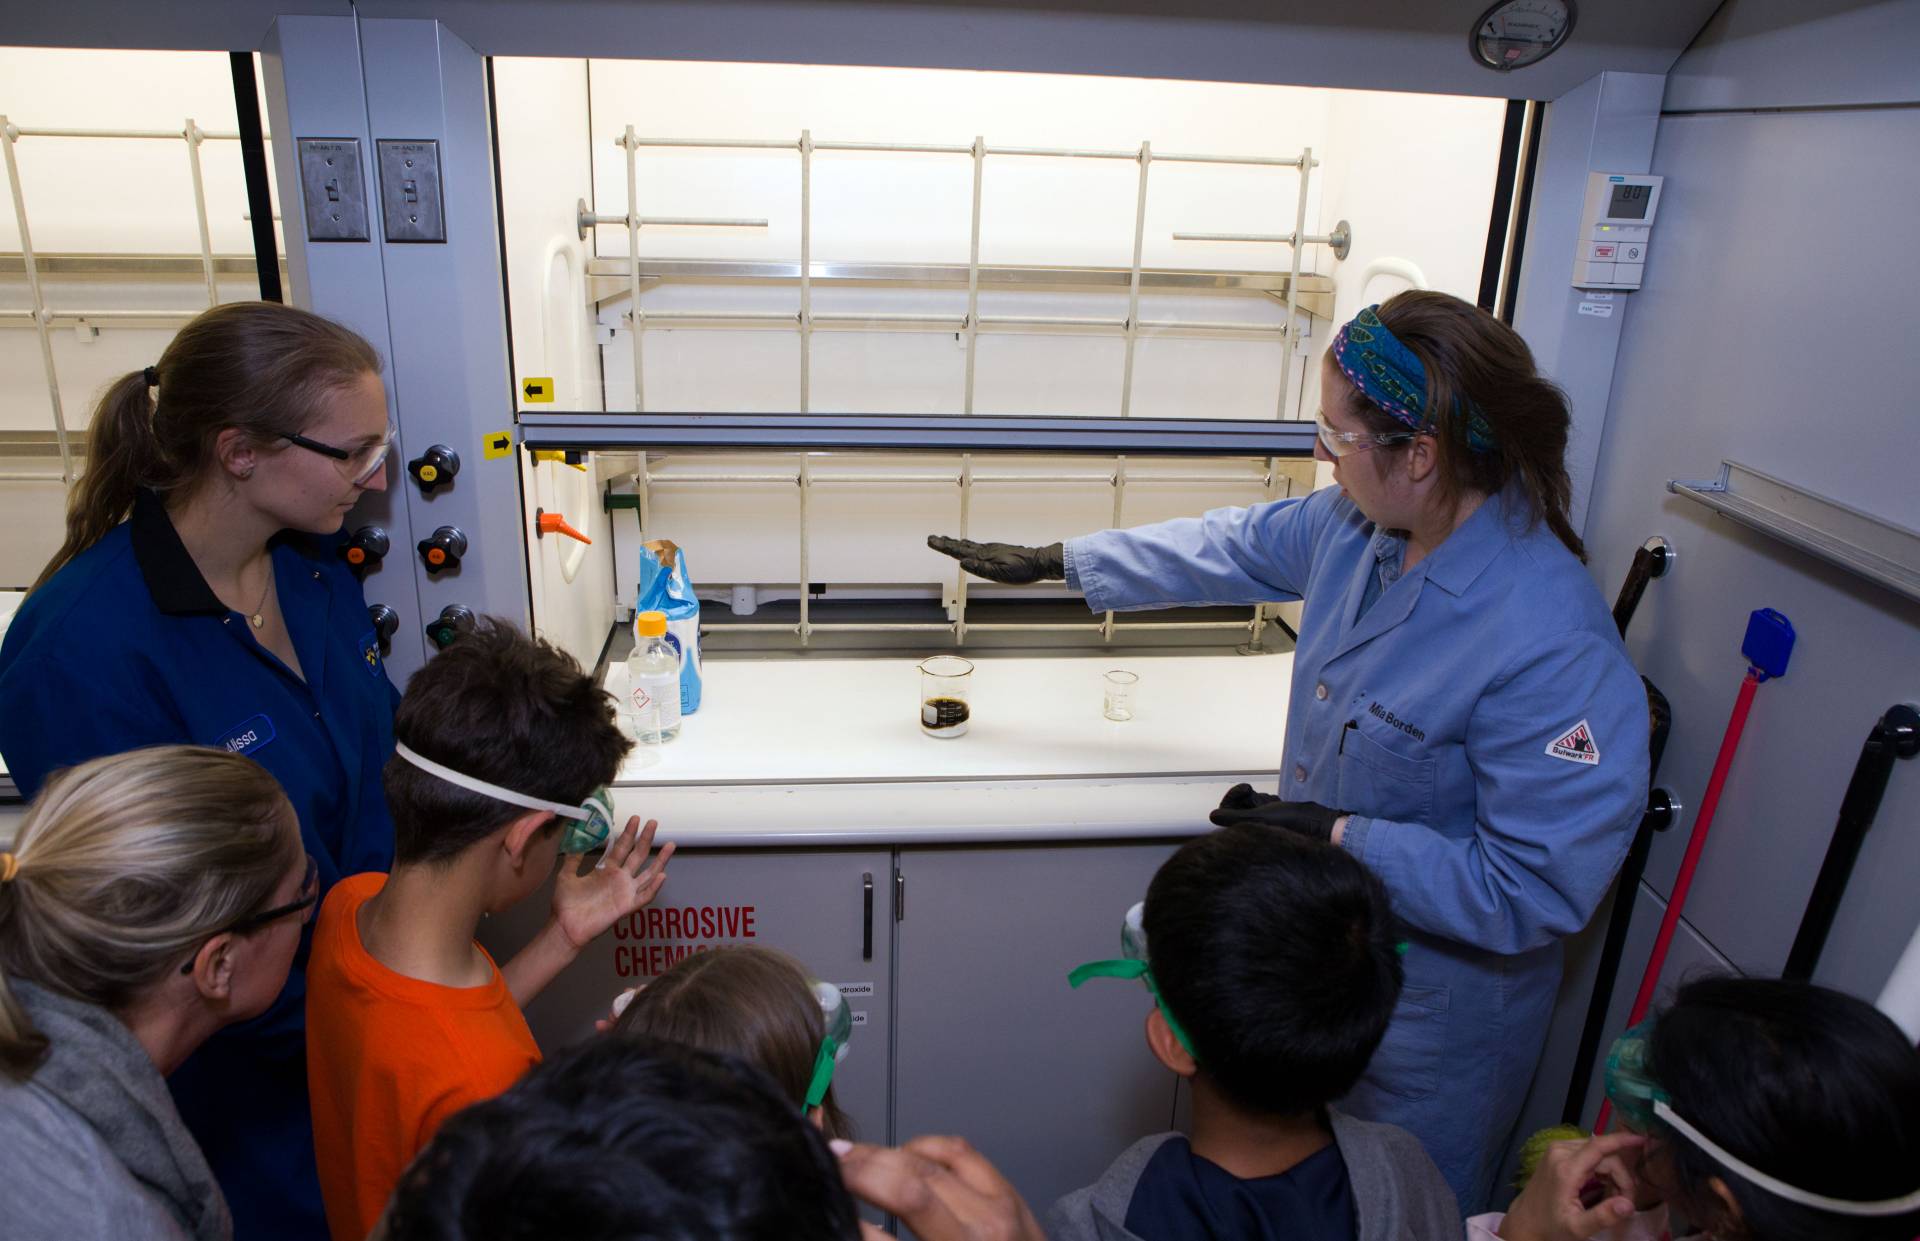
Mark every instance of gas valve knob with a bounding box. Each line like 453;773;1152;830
367;603;400;648
425;604;476;651
339;526;390;576
417;526;468;574
407;444;461;494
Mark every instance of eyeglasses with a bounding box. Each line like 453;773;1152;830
1315;412;1418;459
179;853;319;974
283;420;398;486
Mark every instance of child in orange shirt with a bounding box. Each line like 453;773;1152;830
305;618;674;1241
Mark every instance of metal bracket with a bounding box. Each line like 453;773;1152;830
1668;461;1920;604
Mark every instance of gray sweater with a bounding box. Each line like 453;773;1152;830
0;980;231;1241
1045;1109;1460;1241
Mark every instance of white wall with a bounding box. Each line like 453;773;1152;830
0;49;282;587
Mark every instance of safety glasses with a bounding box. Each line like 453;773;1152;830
1315;412;1418;459
393;742;616;856
1069;902;1201;1062
283;418;399;486
179;852;319;974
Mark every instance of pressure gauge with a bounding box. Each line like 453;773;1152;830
1471;0;1576;71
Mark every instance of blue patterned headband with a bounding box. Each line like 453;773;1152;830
1331;304;1495;454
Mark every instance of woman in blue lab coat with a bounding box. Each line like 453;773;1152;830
932;291;1649;1212
0;302;401;1240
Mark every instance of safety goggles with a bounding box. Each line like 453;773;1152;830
284;418;399;486
1604;1022;1920;1218
394;742;617;855
1315;412;1418;459
1069;902;1200;1062
179;852;319;974
805;980;856;1111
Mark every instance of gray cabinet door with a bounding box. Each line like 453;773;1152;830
892;842;1184;1218
478;846;895;1144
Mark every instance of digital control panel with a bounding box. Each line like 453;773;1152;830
1573;172;1664;291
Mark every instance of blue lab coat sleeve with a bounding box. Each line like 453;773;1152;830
1340;627;1649;955
1064;488;1338;612
0;655;188;799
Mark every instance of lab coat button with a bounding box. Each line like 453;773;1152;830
1293;764;1308;783
1315;683;1329;701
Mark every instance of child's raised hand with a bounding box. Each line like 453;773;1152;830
551;816;675;951
1497;1132;1645;1241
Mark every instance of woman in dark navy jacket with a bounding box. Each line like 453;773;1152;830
0;302;400;1240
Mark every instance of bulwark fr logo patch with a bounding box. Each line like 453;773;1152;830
1546;719;1601;766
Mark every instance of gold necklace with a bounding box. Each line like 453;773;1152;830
250;563;274;630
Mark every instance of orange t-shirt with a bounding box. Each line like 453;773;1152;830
305;872;541;1241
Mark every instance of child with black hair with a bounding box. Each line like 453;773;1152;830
1048;823;1459;1240
1481;976;1920;1241
375;1034;862;1241
305;618;674;1241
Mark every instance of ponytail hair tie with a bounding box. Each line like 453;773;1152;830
142;366;159;389
0;852;18;884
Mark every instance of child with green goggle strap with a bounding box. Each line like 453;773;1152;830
1474;976;1920;1241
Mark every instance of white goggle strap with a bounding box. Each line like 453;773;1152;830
393;742;587;824
1653;1100;1920;1217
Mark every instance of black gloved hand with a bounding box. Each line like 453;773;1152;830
1208;783;1343;843
927;535;1065;584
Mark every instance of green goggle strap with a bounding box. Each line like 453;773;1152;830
805;1035;840;1111
1068;958;1200;1063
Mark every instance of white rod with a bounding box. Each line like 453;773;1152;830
0;471;67;482
641;470;1267;487
624;125;644;413
799;129;813;415
0;309;207;322
1171;230;1341;245
814;140;973;155
797;455;812;646
1276;146;1311;421
1153;151;1313;168
642;310;800;322
636;460;652;541
11;125;249;140
1119;141;1151;420
964;136;984;416
1247;464;1288;650
182;119;218;308
2;117;73;484
708;620;1253;635
583;214;768;229
1103;452;1127;643
618;136;797;150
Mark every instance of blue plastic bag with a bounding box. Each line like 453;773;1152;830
636;540;703;714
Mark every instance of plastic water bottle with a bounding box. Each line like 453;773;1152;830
626;610;682;744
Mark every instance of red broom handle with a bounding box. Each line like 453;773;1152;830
1596;668;1761;1133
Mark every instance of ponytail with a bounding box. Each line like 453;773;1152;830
30;301;383;592
1344;291;1587;562
33;371;163;592
0;746;300;1079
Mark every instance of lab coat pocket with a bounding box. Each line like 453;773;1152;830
1337;726;1436;823
1365;983;1451;1102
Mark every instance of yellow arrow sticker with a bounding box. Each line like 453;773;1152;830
482;430;514;461
521;377;554;403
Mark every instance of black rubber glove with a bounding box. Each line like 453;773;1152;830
927;535;1065;584
1208;783;1343;843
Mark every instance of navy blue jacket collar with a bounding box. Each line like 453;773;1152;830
129;488;224;616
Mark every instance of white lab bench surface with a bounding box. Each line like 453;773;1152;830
602;652;1293;845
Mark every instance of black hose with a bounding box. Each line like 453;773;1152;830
1783;704;1920;981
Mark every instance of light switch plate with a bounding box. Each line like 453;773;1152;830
297;138;369;243
376;139;446;244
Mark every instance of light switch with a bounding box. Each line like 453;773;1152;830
297;138;369;242
376;139;445;244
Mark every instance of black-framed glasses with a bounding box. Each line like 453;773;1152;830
283;420;397;486
179;853;320;974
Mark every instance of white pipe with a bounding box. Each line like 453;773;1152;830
2;117;73;484
1358;256;1430;296
1876;919;1920;1044
614;132;1311;169
183;119;219;308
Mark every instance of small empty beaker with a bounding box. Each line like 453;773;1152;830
1103;669;1139;722
919;655;974;738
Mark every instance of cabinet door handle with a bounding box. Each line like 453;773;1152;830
895;870;905;922
862;872;874;961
